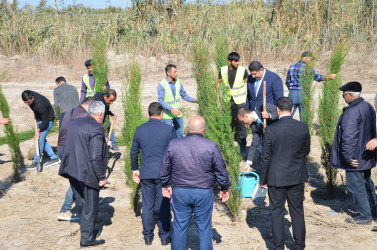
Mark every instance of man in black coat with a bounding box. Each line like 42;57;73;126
130;102;176;246
331;81;377;225
260;97;310;250
238;103;278;172
59;101;108;247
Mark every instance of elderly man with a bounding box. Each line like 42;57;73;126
331;81;377;225
160;116;230;250
260;97;310;250
59;101;108;247
130;102;176;246
57;97;94;221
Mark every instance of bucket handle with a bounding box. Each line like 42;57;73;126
239;171;259;182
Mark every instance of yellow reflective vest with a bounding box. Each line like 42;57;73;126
159;78;182;119
83;74;95;97
220;66;247;104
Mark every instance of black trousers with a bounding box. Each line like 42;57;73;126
69;178;100;244
268;183;305;250
140;179;171;240
230;100;247;152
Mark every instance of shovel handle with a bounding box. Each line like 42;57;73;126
35;121;40;158
108;118;115;139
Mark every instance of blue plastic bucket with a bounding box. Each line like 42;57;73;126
238;171;259;198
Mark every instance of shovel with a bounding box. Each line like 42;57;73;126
107;118;115;148
35;121;42;173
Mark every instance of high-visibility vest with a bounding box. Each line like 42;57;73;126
159;78;182;119
83;74;95;97
220;66;247;104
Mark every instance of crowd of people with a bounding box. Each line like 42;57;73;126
0;52;377;249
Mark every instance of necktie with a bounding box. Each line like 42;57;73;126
254;80;260;96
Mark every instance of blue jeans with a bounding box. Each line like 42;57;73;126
34;121;58;162
288;90;303;121
346;169;377;220
172;187;214;250
163;116;184;138
57;150;75;212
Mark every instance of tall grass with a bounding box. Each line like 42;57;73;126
192;40;242;219
0;1;373;59
122;61;145;211
0;72;21;181
318;42;350;195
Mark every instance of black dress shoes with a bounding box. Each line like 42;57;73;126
161;238;171;245
80;239;105;248
145;237;153;245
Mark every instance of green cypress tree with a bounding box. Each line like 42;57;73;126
192;40;242;219
318;42;350;195
0;72;21;181
122;61;146;210
91;32;109;94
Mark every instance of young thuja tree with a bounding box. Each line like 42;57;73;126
192;41;242;219
0;72;21;181
214;33;229;73
122;61;145;211
300;55;316;135
91;32;109;94
318;42;350;195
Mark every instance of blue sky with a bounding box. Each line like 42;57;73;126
17;0;131;9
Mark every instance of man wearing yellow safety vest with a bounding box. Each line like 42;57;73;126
217;52;249;159
80;59;110;103
157;64;198;138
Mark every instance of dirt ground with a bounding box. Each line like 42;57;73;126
0;50;377;249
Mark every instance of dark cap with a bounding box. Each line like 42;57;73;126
84;59;92;67
301;51;313;57
339;81;362;92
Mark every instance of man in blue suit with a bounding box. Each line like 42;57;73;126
245;61;284;111
130;102;176;246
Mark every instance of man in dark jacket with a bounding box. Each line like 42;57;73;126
93;89;118;151
245;61;284;111
238;103;278;172
160;116;231;250
57;97;94;222
260;97;310;250
331;81;377;225
22;90;60;170
130;102;176;246
59;101;108;247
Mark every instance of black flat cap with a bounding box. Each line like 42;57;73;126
339;81;362;92
84;59;92;67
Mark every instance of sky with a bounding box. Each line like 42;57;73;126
16;0;132;9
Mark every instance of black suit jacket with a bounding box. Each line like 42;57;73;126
260;116;310;187
130;118;176;179
59;115;108;189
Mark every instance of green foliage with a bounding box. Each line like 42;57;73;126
300;55;316;135
192;40;241;219
91;32;109;94
0;72;21;181
0;1;371;58
122;61;146;210
0;124;59;146
214;33;229;73
318;41;350;195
